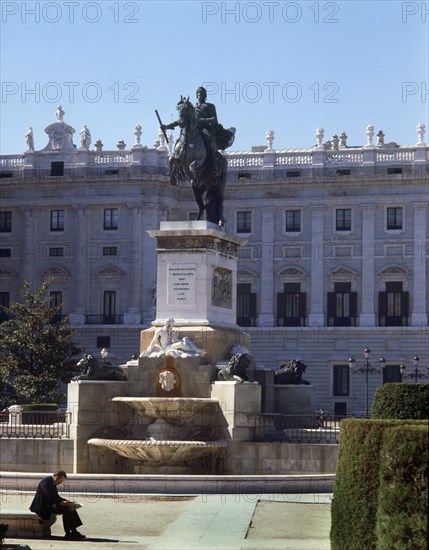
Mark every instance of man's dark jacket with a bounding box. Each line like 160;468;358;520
30;475;65;520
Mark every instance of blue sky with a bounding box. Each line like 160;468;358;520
1;0;428;154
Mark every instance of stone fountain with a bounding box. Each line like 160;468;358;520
89;395;226;473
69;222;262;474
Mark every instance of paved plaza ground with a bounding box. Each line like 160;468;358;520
2;491;332;549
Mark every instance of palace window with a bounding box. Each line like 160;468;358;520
49;247;64;257
0;292;10;322
236;283;257;327
50;162;64;176
0;211;12;232
0;248;11;257
97;336;111;349
378;281;409;326
104;208;119;230
50;210;64;231
237;211;252;233
277;283;306;327
103;246;118;256
383;365;402;384
333;365;350;396
327;282;357;326
50;291;63;322
387;207;403;230
103;291;117;324
285;210;301;232
335;208;351;231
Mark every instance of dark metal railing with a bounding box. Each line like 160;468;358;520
250;413;349;444
0;410;70;439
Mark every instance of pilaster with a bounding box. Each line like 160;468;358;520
360;206;376;326
411;204;428;325
258;208;275;326
308;206;325;326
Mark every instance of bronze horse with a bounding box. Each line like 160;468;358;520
169;96;228;226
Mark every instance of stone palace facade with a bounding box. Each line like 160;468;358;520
1;111;428;415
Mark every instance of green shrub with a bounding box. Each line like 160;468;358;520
330;419;426;550
376;424;428;550
372;383;429;419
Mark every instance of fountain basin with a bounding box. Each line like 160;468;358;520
88;438;227;464
111;397;219;420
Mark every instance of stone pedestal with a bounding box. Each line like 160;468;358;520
68;380;129;473
142;221;250;364
272;385;316;427
148;221;246;326
211;381;261;441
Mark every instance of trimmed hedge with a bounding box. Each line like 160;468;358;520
330;419;427;550
376;424;428;550
331;419;393;550
372;383;429;419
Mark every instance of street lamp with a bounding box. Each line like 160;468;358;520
349;347;386;418
100;348;108;364
400;355;429;383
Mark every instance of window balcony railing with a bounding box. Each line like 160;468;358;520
85;314;124;325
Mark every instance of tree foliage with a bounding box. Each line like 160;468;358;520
0;278;82;405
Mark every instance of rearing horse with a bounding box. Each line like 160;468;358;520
169;96;227;226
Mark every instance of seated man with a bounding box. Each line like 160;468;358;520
30;470;85;540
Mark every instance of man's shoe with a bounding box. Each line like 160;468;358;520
64;530;86;540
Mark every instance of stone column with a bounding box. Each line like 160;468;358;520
258;208;275;326
360;206;376;326
308;206;325;326
411;204;427;325
124;205;143;324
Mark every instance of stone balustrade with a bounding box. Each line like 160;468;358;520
0;144;427;181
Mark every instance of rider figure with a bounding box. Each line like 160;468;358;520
194;86;219;171
162;86;223;177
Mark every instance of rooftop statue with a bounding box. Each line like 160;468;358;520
160;86;235;226
79;125;91;150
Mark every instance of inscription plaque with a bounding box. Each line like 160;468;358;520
168;264;196;305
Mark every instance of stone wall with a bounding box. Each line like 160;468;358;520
0;438;338;475
224;442;339;474
0;439;74;472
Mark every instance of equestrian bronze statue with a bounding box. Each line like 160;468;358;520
160;86;235;226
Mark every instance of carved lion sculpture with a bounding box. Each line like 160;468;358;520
217;353;255;383
274;359;310;385
72;354;127;381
